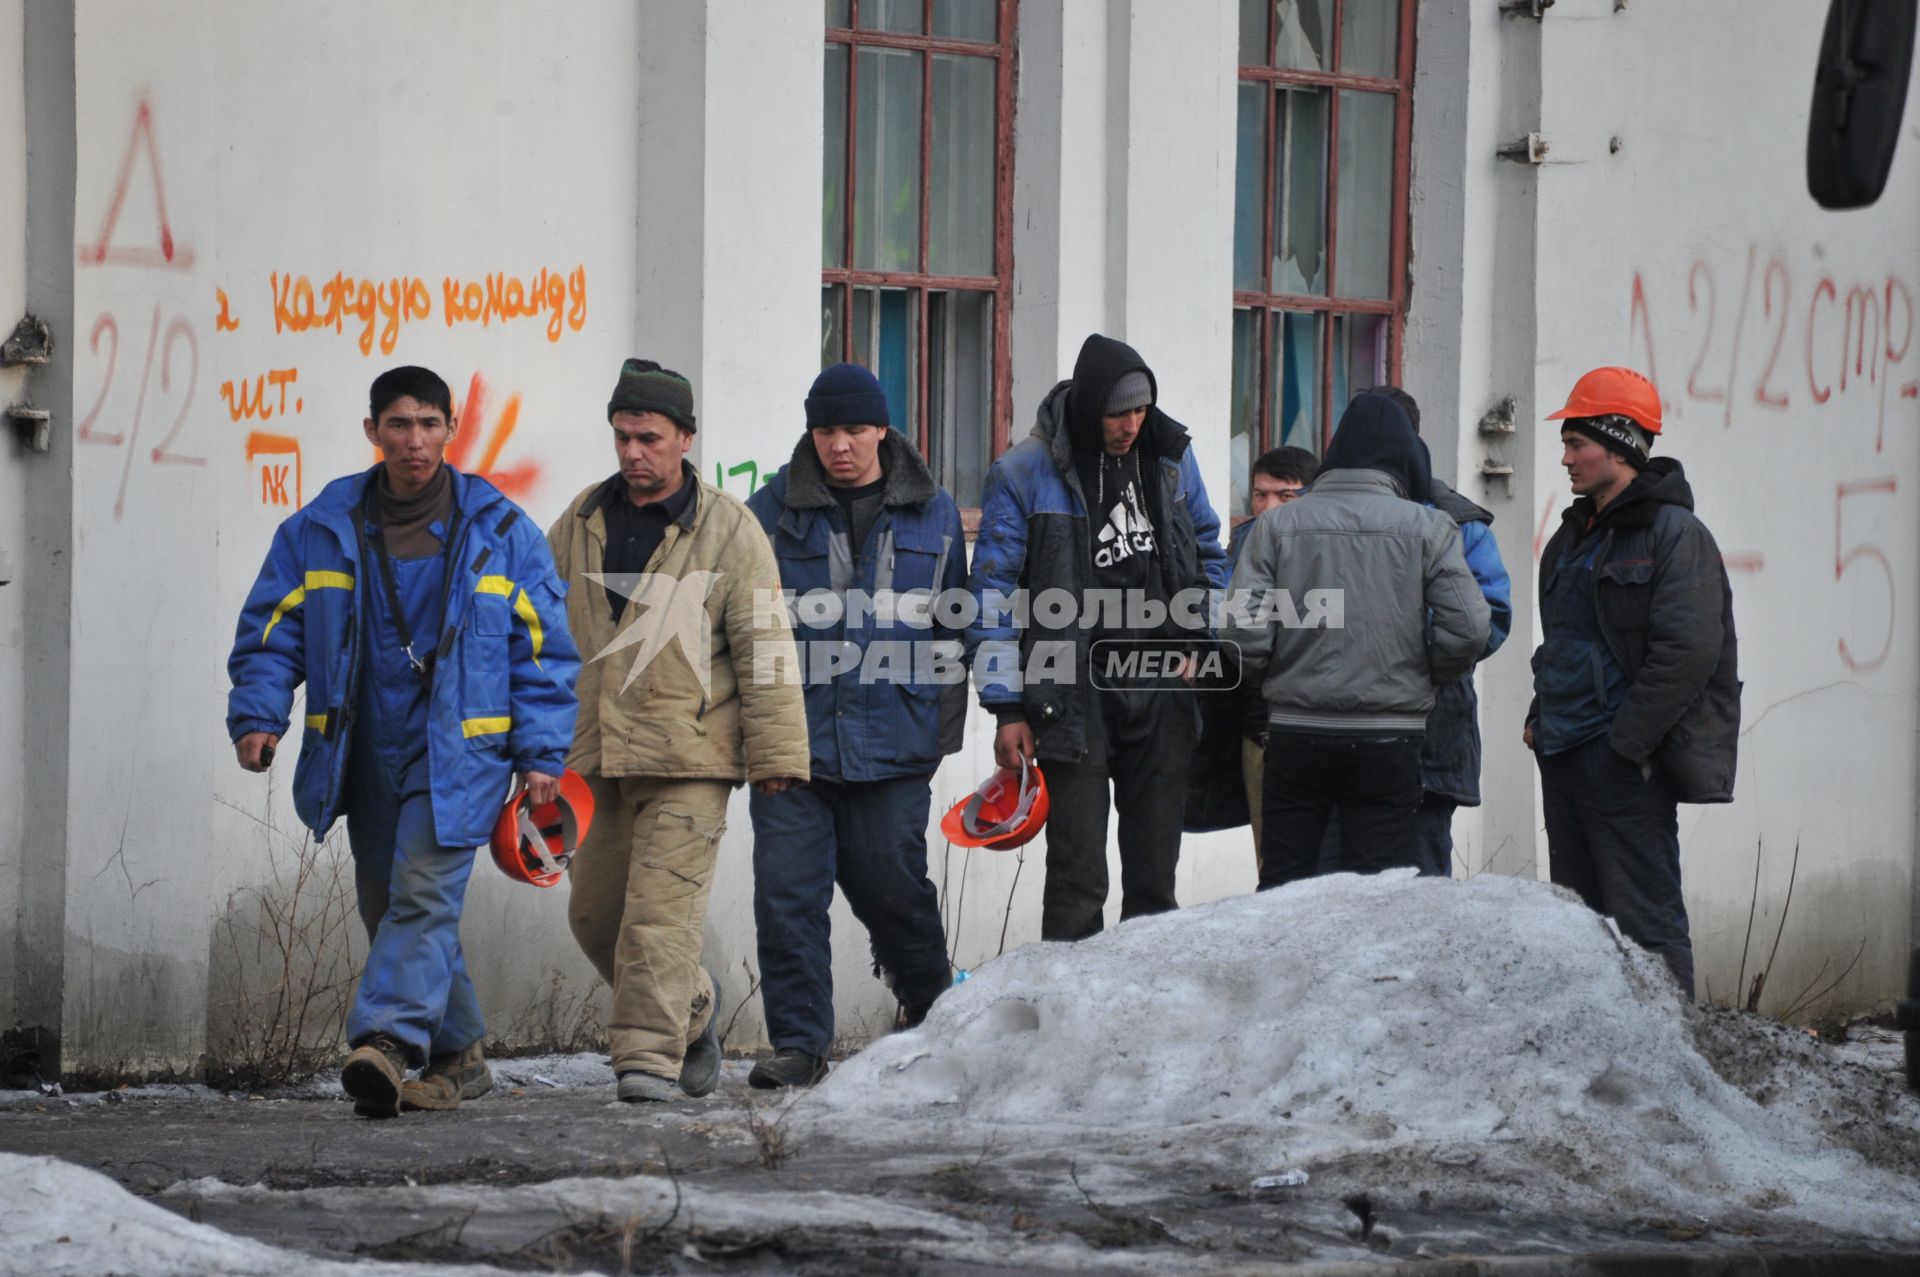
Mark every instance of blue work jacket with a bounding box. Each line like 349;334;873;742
746;433;968;782
227;466;579;846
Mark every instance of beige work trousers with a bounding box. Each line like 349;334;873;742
567;775;727;1079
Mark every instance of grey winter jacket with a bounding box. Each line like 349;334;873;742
1224;468;1491;734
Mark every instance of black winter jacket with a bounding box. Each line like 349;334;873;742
1529;458;1741;802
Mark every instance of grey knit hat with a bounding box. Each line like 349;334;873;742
1104;369;1154;415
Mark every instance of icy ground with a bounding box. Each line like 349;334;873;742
4;871;1918;1275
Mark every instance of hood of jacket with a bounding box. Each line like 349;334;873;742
1065;332;1158;457
1430;476;1493;527
777;427;937;511
1562;456;1695;535
1320;392;1431;504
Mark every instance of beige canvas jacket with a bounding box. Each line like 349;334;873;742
547;467;809;785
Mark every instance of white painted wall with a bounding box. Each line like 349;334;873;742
0;0;29;1028
17;0;1918;1075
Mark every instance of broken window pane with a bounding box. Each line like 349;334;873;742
1274;86;1328;296
1274;0;1333;72
854;47;923;273
929;54;995;277
1334;89;1393;299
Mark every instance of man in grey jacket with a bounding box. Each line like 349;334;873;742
1223;393;1490;889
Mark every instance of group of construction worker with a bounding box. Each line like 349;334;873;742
226;341;1738;1119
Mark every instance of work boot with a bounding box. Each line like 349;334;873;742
341;1034;409;1120
747;1049;829;1090
678;1017;721;1099
401;1042;492;1112
617;1070;679;1103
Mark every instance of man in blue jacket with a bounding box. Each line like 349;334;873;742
968;334;1230;941
228;366;579;1118
744;363;968;1088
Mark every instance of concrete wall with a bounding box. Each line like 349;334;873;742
7;0;1916;1076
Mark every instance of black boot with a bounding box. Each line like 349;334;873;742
747;1048;828;1089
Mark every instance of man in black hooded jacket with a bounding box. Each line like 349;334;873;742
1223;393;1489;887
1527;367;1739;999
966;334;1230;940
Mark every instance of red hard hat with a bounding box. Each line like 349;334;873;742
940;759;1050;850
1545;366;1663;435
491;770;596;888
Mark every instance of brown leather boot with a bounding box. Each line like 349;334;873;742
401;1042;492;1111
341;1034;409;1119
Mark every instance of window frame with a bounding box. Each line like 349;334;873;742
1234;0;1417;460
823;0;1019;503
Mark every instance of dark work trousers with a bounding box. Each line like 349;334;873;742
1411;795;1458;877
1260;731;1424;890
1538;735;1694;998
1041;686;1198;941
749;775;951;1057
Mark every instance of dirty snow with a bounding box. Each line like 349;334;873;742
0;1154;511;1277
795;870;1920;1240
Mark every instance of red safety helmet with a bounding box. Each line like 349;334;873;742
940;759;1050;850
490;770;596;888
1545;366;1664;435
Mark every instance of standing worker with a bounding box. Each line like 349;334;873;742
227;365;579;1118
1527;367;1739;998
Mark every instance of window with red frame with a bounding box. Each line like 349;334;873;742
823;0;1016;509
1231;0;1415;514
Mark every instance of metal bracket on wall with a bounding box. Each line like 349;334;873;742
1478;395;1518;498
0;315;52;368
1499;0;1554;17
1497;133;1550;164
7;403;51;453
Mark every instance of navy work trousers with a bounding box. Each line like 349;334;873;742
1538;735;1694;998
749;775;950;1056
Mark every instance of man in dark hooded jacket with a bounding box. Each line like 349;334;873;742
1223;393;1489;888
967;334;1230;941
1527;367;1739;999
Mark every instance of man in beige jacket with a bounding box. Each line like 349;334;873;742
549;359;809;1103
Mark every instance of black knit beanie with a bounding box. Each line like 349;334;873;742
607;359;697;433
1564;413;1651;469
806;362;891;428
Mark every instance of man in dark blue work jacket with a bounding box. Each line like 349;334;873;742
743;362;968;1089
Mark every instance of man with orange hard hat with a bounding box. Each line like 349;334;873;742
1525;367;1740;999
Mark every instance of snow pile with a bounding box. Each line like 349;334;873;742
0;1154;506;1277
797;871;1920;1239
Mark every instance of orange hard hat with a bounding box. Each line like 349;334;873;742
940;759;1050;850
1545;366;1663;435
491;769;596;888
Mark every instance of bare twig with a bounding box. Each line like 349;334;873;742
996;848;1026;958
1735;837;1763;1010
1750;838;1801;1013
1778;937;1868;1024
718;959;763;1045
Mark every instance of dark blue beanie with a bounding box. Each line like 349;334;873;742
806;362;890;428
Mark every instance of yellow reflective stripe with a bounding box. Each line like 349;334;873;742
475;575;514;597
513;588;545;668
461;715;512;739
304;712;328;730
261;572;353;644
262;586;305;643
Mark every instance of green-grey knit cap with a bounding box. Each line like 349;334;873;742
607;358;696;433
